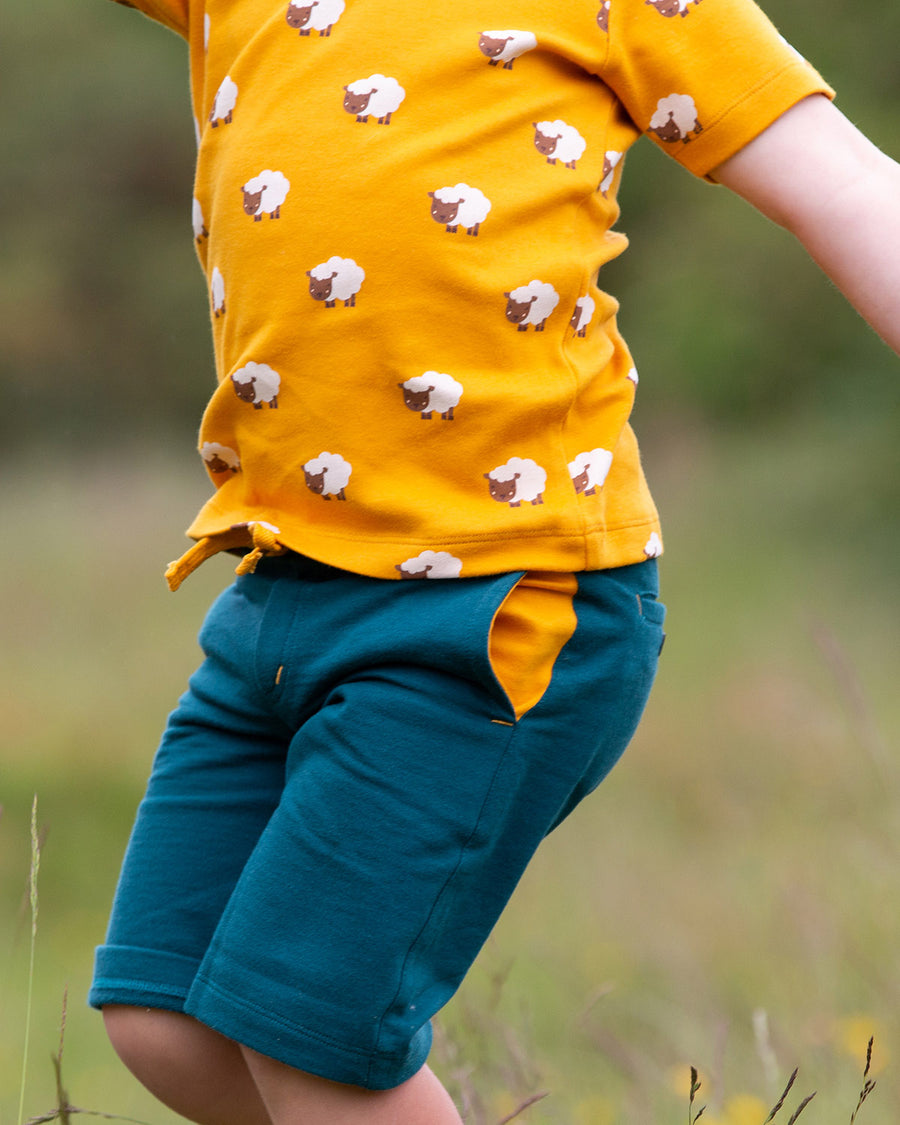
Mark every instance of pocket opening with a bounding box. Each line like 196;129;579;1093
487;572;578;722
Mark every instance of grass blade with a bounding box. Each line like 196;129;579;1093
689;1066;706;1124
849;1036;877;1124
785;1092;817;1124
495;1091;550;1124
763;1068;798;1123
18;795;41;1125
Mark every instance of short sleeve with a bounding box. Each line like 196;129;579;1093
604;0;835;178
109;0;190;38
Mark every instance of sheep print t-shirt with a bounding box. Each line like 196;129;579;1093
110;0;832;584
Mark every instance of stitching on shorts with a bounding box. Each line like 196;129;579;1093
93;977;189;999
256;583;304;702
192;974;411;1065
368;720;520;1083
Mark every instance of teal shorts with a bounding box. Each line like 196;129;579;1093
90;555;664;1089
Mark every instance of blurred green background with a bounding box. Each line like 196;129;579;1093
2;1;898;1122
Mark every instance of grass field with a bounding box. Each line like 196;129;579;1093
2;410;897;1124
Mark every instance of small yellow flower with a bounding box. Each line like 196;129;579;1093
834;1016;888;1074
706;1089;769;1125
572;1094;616;1125
668;1063;710;1099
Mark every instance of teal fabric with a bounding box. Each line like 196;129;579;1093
90;557;664;1088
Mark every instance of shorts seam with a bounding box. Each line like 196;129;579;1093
91;978;190;1000
90;981;191;1008
370;720;520;1078
190;974;411;1065
253;578;298;701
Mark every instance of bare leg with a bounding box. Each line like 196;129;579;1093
102;1006;272;1125
242;1048;464;1125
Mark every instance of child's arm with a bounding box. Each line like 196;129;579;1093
711;93;900;356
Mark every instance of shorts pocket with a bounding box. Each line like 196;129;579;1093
636;588;667;660
487;571;579;722
636;592;666;627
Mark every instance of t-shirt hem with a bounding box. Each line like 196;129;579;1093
181;507;664;580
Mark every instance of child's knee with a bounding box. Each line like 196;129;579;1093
102;1004;206;1080
103;1004;158;1067
101;1006;269;1125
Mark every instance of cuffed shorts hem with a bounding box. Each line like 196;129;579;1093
185;974;430;1089
89;946;428;1087
89;944;198;1012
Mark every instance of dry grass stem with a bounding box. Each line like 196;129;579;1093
22;989;152;1125
753;1008;780;1097
689;1066;706;1124
494;1091;550;1125
18;795;41;1125
785;1092;816;1124
763;1067;799;1123
849;1037;876;1124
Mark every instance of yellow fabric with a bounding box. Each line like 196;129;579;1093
489;572;579;721
165;522;286;590
112;0;833;582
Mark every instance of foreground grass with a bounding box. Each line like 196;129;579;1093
1;414;897;1123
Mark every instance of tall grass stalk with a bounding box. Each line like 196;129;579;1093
18;795;41;1125
23;989;153;1125
688;1067;706;1124
849;1038;876;1125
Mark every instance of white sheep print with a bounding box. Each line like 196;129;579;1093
116;0;831;579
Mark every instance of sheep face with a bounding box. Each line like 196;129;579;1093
395;564;432;579
231;376;258;404
428;193;461;226
503;292;538;325
343;87;372;117
571;466;592;495
650;113;685;143
205;454;237;474
241;186;264;216
304;469;327;495
532;126;560;158
307;271;337;301
399;383;434;414
484;472;520;503
286;2;315;29
478;33;512;60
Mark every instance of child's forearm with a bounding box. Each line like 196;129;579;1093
713;95;900;357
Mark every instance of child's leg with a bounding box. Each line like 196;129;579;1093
102;1002;460;1125
102;1006;271;1125
241;1050;463;1125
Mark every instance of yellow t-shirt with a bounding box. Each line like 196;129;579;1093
112;0;832;582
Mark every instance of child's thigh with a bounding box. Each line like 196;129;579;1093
183;561;664;1088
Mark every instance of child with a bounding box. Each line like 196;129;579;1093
89;1;900;1122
